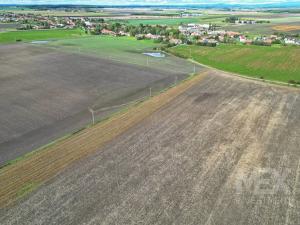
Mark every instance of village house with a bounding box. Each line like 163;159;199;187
239;35;247;43
207;30;226;36
179;23;210;35
235;20;256;25
198;38;219;47
181;13;202;17
225;31;240;38
169;38;182;45
145;33;163;40
101;29;116;36
284;38;300;45
118;31;130;36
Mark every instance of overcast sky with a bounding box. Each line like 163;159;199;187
1;0;299;5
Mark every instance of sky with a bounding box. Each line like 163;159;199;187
0;0;299;5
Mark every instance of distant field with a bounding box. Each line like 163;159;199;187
223;15;300;35
49;36;160;65
121;15;227;26
272;25;300;31
0;9;109;17
48;35;202;74
168;44;300;83
0;29;85;43
50;35;159;55
123;17;202;26
0;23;21;31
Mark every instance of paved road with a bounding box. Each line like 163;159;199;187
1;71;300;225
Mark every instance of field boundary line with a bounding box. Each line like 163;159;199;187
0;71;209;208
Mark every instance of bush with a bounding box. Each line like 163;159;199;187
288;80;296;84
136;36;145;40
272;40;282;45
197;42;217;47
167;43;176;48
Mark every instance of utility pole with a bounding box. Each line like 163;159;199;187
175;76;178;85
193;65;196;74
88;107;95;125
149;87;152;97
190;48;192;58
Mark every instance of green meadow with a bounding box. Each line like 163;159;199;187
49;35;159;57
167;44;300;83
48;35;199;74
0;29;85;43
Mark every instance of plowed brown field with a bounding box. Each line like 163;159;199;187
0;71;208;208
0;43;192;165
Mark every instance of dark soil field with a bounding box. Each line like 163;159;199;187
1;71;300;225
0;43;190;165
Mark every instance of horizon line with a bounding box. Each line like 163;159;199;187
1;2;300;6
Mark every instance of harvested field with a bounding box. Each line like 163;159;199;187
272;25;300;31
1;70;300;225
0;43;194;165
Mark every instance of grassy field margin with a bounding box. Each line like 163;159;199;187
167;44;300;86
0;70;208;208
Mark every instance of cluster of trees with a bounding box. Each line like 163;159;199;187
252;40;272;46
288;80;300;85
90;21;183;40
273;32;300;38
18;24;34;30
225;16;239;23
197;41;218;47
256;20;270;24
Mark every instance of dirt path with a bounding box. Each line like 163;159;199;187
1;70;300;225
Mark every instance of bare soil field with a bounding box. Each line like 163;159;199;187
0;43;190;165
1;70;300;225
